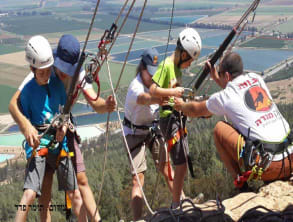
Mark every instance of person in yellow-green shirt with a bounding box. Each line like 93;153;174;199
149;28;202;209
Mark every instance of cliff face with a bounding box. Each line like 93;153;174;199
143;180;293;222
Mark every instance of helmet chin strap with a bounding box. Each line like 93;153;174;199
177;49;191;68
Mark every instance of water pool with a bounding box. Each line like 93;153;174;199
0;154;15;163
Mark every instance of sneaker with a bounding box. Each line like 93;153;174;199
170;202;180;209
193;193;204;204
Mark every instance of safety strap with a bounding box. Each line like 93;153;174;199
65;192;72;220
123;117;151;131
166;127;187;181
236;135;262;187
56;149;74;166
55;149;74;219
32;147;49;157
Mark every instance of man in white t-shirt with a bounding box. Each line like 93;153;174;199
174;52;293;189
9;34;114;222
123;48;175;220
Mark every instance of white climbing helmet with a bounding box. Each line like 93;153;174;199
178;28;202;60
25;35;54;69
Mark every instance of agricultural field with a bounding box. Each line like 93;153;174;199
240;37;287;49
107;0;253;8
0;45;23;55
224;6;293;16
274;19;293;34
0;85;17;113
0;0;39;10
0;16;90;36
68;12;171;34
0;61;29;84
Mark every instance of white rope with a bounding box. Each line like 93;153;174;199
95;0;156;217
96;0;137;207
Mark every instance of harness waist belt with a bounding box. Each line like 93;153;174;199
261;132;293;153
123;117;151;130
262;141;290;154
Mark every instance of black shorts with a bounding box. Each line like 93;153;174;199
159;114;189;165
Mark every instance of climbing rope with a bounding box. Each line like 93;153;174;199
238;205;293;222
148;198;231;222
96;0;150;214
155;0;175;85
113;0;147;91
73;0;133;104
96;0;134;207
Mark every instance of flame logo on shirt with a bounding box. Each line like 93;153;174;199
244;86;272;111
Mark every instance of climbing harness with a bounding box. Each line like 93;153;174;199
166;117;188;181
23;121;75;220
162;105;195;180
234;129;293;188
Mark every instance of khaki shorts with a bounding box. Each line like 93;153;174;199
126;133;167;175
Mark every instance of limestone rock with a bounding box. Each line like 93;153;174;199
223;180;293;221
143;180;293;222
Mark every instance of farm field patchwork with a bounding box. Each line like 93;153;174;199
275;19;293;34
240;37;293;49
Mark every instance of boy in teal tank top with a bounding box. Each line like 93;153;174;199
15;36;82;222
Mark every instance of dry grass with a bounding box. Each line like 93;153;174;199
0;62;29;88
0;51;26;67
267;77;293;104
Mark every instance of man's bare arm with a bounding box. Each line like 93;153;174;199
84;88;116;113
174;98;212;118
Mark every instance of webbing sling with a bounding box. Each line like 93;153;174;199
56;149;74;219
32;148;49;157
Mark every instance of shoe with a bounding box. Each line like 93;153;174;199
170;202;180;209
238;182;253;193
193;193;204;204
